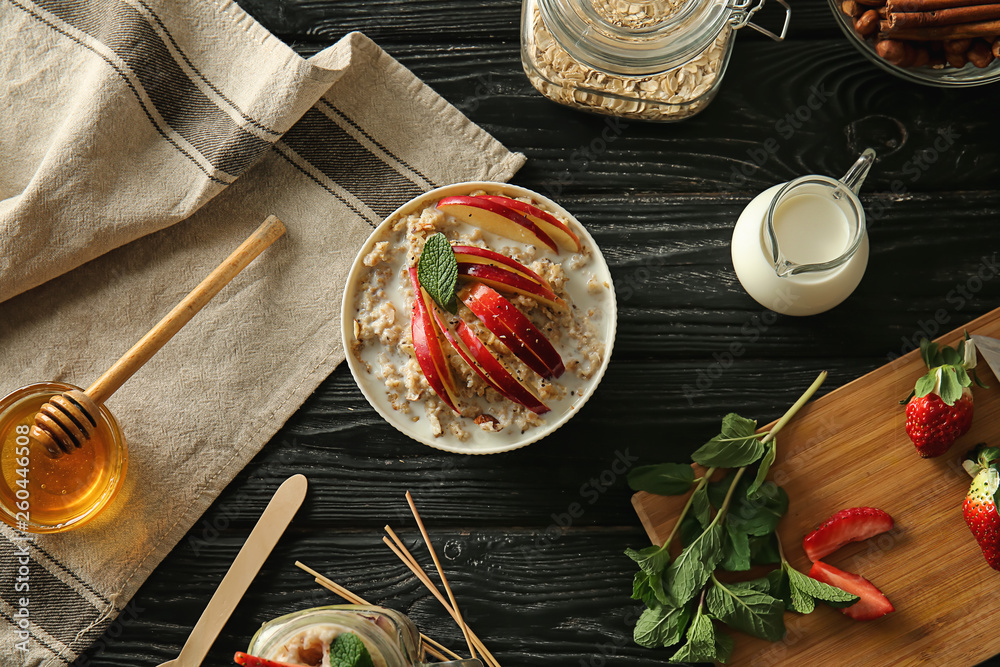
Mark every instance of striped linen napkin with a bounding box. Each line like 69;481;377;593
0;1;524;664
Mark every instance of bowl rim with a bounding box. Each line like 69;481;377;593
827;0;1000;87
340;181;618;455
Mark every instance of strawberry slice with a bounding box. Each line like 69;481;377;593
802;507;894;562
808;561;894;621
233;652;303;667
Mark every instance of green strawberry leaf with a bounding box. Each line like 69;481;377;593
634;603;691;648
938;366;964;405
940;346;962;367
417;232;458;314
692;413;766;468
329;632;374;667
706;578;786;642
914;370;937;398
627;463;696;496
920;339;940;369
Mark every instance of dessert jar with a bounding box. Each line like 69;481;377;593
0;382;127;533
248;605;475;666
521;0;790;121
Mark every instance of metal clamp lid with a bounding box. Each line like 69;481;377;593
729;0;791;41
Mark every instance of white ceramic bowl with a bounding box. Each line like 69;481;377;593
340;181;617;454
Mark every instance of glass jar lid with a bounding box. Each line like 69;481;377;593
537;0;781;75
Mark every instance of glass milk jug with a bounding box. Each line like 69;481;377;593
730;149;876;316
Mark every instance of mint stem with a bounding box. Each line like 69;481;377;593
711;371;826;527
712;466;747;525
662;467;716;549
760;371;827;447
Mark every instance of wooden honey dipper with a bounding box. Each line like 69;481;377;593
31;215;287;458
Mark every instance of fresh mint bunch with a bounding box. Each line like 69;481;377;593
625;372;859;663
417;232;458;314
329;632;375;667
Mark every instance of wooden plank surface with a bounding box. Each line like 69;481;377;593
633;307;1000;666
74;0;1000;665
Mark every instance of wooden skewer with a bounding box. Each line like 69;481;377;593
404;491;478;661
381;529;500;667
293;561;460;663
30;215;286;458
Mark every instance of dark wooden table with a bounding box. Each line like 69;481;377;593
80;0;1000;664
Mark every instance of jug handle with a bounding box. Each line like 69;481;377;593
839;148;877;195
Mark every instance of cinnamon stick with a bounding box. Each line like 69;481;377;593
887;4;1000;28
890;0;998;11
879;20;1000;36
880;17;1000;37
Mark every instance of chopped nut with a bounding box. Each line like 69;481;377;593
474;414;502;431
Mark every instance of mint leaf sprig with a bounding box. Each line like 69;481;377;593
626;372;856;663
417;232;458;314
329;632;375;667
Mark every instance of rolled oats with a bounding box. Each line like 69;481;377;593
522;1;733;121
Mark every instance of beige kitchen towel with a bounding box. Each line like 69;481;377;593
0;0;525;664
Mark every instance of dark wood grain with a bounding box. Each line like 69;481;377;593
77;0;1000;665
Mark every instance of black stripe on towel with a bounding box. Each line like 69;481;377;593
7;0;226;184
0;535;102;659
281;107;425;218
33;0;272;179
318;99;435;190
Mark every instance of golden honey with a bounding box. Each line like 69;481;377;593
0;383;126;533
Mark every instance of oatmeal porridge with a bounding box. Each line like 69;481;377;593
345;185;615;451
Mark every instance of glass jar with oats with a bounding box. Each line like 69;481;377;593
521;0;791;121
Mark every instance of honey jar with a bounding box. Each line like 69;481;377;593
0;382;127;533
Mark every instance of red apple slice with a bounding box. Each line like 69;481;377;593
476;195;583;253
408;268;460;413
234;652;303;667
461;283;565;379
458;263;565;310
451;245;549;286
437;196;558;253
431;308;550;414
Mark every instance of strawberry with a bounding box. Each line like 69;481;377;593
802;507;894;562
905;388;974;458
903;335;983;458
808;561;894;621
233;652;303;667
962;445;1000;571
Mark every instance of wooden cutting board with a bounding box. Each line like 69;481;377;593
632;306;1000;667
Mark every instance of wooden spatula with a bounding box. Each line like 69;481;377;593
156;474;308;667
